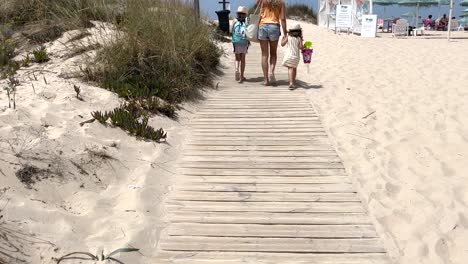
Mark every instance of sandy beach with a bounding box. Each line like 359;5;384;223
294;21;468;264
1;15;468;263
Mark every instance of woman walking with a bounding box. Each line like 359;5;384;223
254;0;287;86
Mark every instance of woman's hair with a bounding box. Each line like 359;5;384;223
289;29;302;39
264;0;282;8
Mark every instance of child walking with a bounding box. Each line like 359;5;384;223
281;24;304;89
232;6;249;83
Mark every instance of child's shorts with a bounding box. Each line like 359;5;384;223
233;43;248;54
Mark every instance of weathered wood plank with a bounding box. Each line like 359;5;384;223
166;201;364;213
185;141;331;146
180;156;341;163
182;145;336;151
179;162;344;169
182;151;337;157
178;168;347;176
175;175;350;184
170;191;360;202
190;132;328;137
160;236;386;253
167;223;377;238
155;252;391;264
169;212;372;225
174;183;354;193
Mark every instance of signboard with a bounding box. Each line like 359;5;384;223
361;15;377;38
335;5;352;29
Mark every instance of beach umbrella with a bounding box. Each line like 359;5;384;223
402;11;417;24
437;0;449;17
373;0;398;18
398;0;439;26
461;0;468;6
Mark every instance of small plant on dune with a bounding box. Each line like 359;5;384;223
0;38;15;67
56;247;139;263
73;84;83;101
91;103;167;142
91;110;110;124
21;54;31;67
32;46;49;63
3;76;19;109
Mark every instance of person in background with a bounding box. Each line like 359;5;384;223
281;24;304;90
423;15;433;29
254;0;287;86
231;6;250;83
440;14;449;30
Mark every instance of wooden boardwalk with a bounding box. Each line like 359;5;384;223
155;46;390;263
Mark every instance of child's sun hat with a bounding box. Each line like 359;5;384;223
288;24;302;32
237;6;248;14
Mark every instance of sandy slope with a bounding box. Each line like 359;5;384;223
291;21;468;264
0;23;202;263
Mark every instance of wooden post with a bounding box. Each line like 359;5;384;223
447;0;453;41
194;0;200;17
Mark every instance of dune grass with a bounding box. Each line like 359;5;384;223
87;0;222;104
286;4;317;24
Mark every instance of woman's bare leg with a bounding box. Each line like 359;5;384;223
269;40;279;81
259;40;270;85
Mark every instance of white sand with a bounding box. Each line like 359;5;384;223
293;21;468;264
0;23;200;263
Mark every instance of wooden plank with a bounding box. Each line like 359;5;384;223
197;109;312;113
174;183;354;193
179;162;344;169
182;145;335;151
155;252;391;264
182;151;337;157
180;156;341;163
185;141;331;146
182;151;336;157
167;223;377;238
190;124;323;128
175;175;350;184
170;191;360;202
160;236;385;253
193;117;319;122
169;212;373;225
201;105;310;109
178;168;346;176
187;136;328;141
166;201;364;213
192;128;326;132
190;132;327;137
195;114;317;118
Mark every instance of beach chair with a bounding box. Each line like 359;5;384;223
392;19;409;37
377;18;384;30
449;20;462;31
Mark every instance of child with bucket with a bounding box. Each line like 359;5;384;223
281;24;304;89
232;6;250;83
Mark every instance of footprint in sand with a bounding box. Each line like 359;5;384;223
440;162;455;177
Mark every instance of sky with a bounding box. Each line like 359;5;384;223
200;0;464;21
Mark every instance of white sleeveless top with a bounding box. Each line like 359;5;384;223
282;36;301;68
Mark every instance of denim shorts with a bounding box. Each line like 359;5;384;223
258;24;281;41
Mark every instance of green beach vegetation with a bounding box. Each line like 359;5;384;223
1;0;222;141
